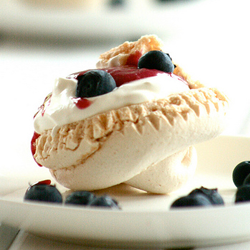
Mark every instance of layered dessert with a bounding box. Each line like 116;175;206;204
31;35;229;194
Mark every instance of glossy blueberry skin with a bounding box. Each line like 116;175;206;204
232;161;250;187
76;70;116;98
189;187;224;205
138;51;174;73
65;191;96;206
170;194;212;208
243;173;250;186
24;184;62;203
235;185;250;203
88;195;120;209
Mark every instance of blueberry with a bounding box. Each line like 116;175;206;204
170;194;212;208
76;70;116;98
109;0;124;7
88;195;120;209
243;173;250;186
235;185;250;203
232;161;250;187
65;191;96;206
24;184;62;203
189;186;224;205
138;51;174;73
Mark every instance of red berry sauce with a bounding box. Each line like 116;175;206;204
68;50;187;87
31;132;42;167
69;66;165;87
126;50;142;67
33;179;52;186
72;97;91;109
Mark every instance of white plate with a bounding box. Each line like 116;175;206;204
1;135;250;249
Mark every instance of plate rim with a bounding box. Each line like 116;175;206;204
1;134;250;248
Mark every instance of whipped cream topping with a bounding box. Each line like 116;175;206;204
96;54;129;68
34;73;189;134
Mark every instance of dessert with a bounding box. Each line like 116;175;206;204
31;35;229;194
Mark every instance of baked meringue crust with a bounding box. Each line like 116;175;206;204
35;86;228;193
33;35;229;193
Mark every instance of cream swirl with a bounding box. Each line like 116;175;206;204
34;73;189;134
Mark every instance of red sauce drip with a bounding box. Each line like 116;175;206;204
31;132;42;167
169;72;188;85
72;98;91;109
34;94;52;118
41;97;51;116
33;179;52;186
126;50;142;67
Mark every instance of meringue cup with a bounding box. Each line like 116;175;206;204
32;35;229;193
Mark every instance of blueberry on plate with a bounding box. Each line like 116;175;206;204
189;186;224;205
243;173;250;186
88;195;120;209
76;70;116;98
65;191;96;206
24;183;62;203
235;185;250;203
138;50;174;73
170;194;212;208
232;161;250;187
